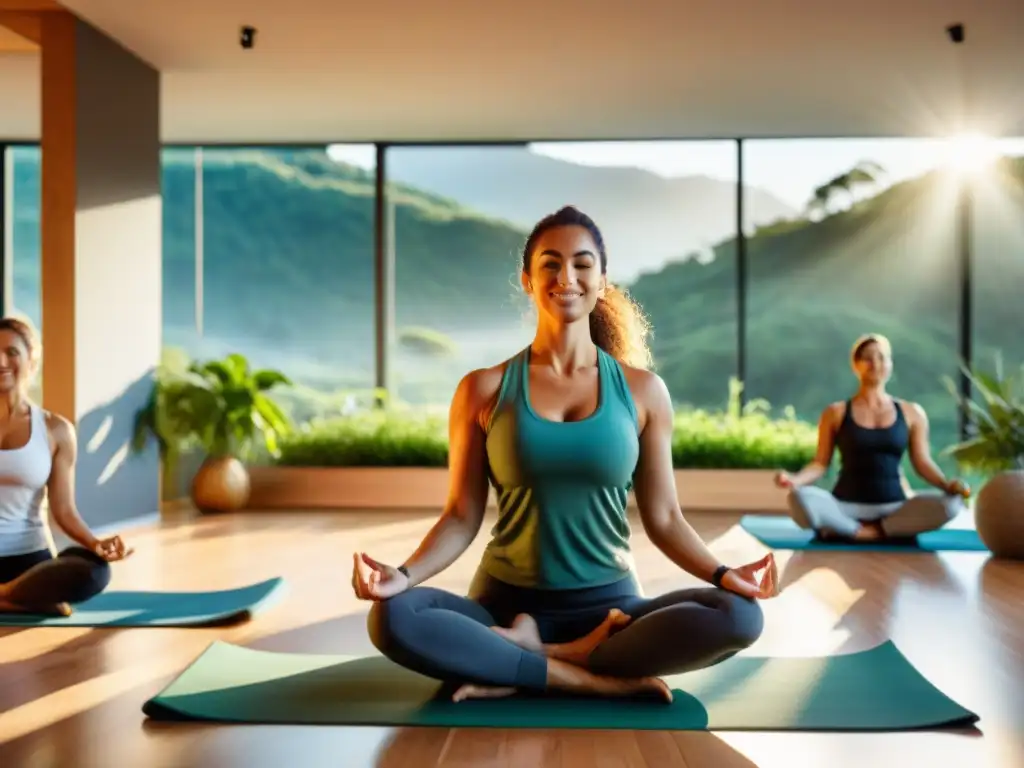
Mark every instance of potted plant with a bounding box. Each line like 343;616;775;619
132;352;293;513
943;356;1024;559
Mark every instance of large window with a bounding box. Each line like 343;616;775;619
4;146;42;403
162;145;377;425
6;135;1018;478
971;137;1024;376
742;139;962;483
378;142;783;412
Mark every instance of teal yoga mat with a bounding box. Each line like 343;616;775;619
143;639;978;731
0;577;285;627
740;515;988;553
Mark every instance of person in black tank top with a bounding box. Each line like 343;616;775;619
773;334;969;541
831;397;909;504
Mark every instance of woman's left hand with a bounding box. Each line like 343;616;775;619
719;553;778;600
92;535;133;562
944;478;971;498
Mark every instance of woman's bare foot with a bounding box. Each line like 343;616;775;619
546;658;673;703
451;684;518;703
451;659;672;705
491;614;544;653
853;522;885;541
491;609;632;665
548;609;632;665
0;598;71;616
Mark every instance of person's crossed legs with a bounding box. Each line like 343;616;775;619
787;486;963;541
495;585;764;678
0;546;111;615
367;580;763;702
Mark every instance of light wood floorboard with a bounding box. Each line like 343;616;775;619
0;508;1021;768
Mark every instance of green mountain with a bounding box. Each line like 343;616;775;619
630;156;1024;455
8;148;1023;459
381;145;796;281
161;148;529;337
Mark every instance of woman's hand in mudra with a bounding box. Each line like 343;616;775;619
944;478;971;498
351;552;409;601
92;535;133;562
720;553;778;600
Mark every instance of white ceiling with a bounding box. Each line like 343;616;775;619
1;0;1022;143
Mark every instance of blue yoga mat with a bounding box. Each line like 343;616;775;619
0;577;286;627
740;515;988;553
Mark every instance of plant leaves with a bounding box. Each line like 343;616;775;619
130;353;293;465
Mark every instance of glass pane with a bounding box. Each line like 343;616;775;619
382;142;752;413
7;146;42;404
161;145;378;427
971;138;1024;372
742;138;961;487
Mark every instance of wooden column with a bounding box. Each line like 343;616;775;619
34;8;163;528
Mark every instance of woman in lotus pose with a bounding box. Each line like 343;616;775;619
774;333;968;542
0;317;131;616
352;206;777;704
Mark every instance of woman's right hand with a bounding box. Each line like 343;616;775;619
351;552;410;601
773;471;795;489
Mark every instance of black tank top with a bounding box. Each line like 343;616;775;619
832;399;908;504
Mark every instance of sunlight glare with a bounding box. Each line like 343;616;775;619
942;132;999;176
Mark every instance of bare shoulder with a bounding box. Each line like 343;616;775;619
897;398;928;424
42;410;76;452
455;360;510;427
43;409;75;438
620;364;672;429
457;362;506;402
621;364;669;402
821;400;847;424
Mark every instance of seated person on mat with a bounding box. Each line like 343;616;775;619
351;206;777;705
773;333;968;543
0;317;132;616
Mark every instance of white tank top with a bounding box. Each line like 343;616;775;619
0;405;54;557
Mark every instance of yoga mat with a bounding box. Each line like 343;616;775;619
0;577;285;627
143;639;978;731
740;515;988;553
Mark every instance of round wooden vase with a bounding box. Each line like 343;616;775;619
974;469;1024;560
191;455;251;514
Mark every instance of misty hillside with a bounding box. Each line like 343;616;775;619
385;146;796;281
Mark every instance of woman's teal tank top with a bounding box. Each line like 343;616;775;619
481;345;641;590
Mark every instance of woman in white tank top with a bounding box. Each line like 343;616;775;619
0;317;133;616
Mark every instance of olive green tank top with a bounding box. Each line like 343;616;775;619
481;345;641;590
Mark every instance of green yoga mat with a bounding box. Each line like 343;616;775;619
143;639;978;731
0;577;285;627
740;515;988;553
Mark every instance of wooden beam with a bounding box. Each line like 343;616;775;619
0;11;41;45
39;9;76;421
0;0;61;11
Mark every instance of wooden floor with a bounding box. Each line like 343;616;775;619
1;508;1022;768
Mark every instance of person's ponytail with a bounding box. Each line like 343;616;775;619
590;284;653;369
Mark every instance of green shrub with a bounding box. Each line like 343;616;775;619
274;406;817;470
276;409;448;467
670;410;816;469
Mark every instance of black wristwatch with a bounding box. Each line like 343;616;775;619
397;565;410;578
711;564;730;588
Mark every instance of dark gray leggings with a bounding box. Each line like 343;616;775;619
0;546;111;607
367;569;764;690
